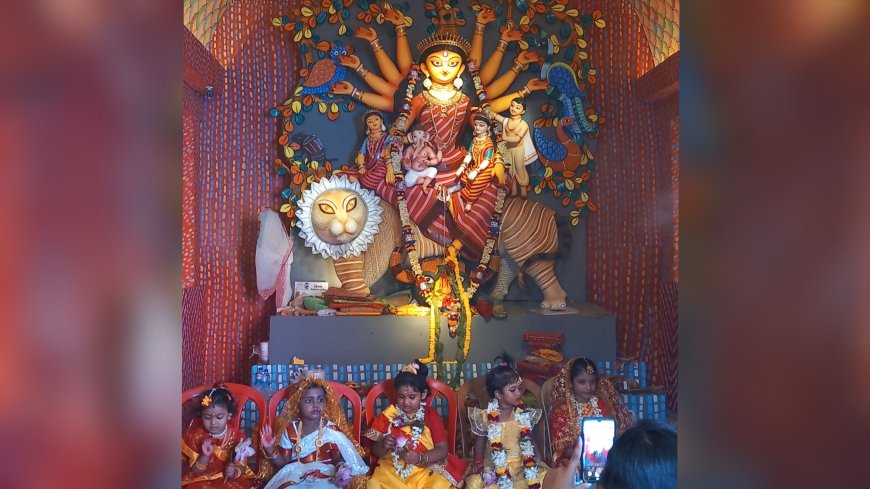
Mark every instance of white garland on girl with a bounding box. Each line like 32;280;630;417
483;399;541;489
515;410;541;489
390;405;425;480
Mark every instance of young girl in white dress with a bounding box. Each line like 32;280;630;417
260;376;368;489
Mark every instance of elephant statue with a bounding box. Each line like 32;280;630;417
299;186;568;311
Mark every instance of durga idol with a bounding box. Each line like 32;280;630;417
333;4;546;262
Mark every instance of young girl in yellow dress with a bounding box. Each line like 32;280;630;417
466;355;548;489
366;360;467;489
259;375;368;489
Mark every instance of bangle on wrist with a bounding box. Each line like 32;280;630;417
497;39;508;50
395;25;406;36
521;86;531;96
475;22;485;34
370;39;383;52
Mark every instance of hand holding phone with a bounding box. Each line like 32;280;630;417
580;417;616;483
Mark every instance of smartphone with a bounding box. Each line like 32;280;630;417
580;417;616;483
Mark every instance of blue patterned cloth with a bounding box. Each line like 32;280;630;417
240;360;665;430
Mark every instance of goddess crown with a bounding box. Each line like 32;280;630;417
416;4;471;57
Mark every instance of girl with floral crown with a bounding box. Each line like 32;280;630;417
366;360;467;489
546;357;635;465
260;374;369;489
466;354;548;489
182;384;258;488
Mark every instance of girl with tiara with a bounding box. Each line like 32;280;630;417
466;354;548;489
182;384;258;488
546;357;634;465
366;360;467;489
260;373;368;489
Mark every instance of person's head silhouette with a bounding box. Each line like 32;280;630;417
600;419;677;489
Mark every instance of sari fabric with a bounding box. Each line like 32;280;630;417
182;420;257;488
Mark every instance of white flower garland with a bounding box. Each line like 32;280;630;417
483;399;541;489
390;405;425;480
515;410;541;489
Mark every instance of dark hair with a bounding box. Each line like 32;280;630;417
394;359;429;398
600;419;677;489
485;352;520;398
510;97;526;109
570;357;600;382
195;384;237;417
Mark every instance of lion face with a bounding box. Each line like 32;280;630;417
310;188;368;245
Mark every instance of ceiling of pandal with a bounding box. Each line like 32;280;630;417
183;0;679;66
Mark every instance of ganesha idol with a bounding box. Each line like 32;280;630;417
323;4;567;310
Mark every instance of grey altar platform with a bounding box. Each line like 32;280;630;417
268;301;616;364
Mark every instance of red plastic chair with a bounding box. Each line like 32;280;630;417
268;381;363;441
182;383;267;436
364;377;457;455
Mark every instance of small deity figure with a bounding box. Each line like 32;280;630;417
344;109;397;203
402;128;442;191
453;110;496;213
491;97;536;197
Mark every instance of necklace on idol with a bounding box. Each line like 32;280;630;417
427;103;459;153
506;117;522;134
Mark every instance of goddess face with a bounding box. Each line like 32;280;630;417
310;188;368;244
472;119;489;136
365;114;383;133
423;49;465;85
